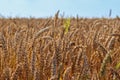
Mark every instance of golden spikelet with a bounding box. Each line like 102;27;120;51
11;63;22;80
63;66;71;80
97;42;108;55
1;67;11;80
108;37;115;50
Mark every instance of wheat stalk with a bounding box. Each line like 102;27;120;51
34;26;52;40
99;50;112;77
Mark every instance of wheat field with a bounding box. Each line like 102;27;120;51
0;13;120;80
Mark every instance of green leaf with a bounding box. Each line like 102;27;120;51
115;62;120;70
64;18;70;34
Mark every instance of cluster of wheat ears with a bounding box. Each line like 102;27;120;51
0;12;120;80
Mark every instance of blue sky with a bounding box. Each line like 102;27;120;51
0;0;120;18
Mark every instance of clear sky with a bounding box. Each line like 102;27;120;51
0;0;120;18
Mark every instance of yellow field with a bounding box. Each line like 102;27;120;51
0;15;120;80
